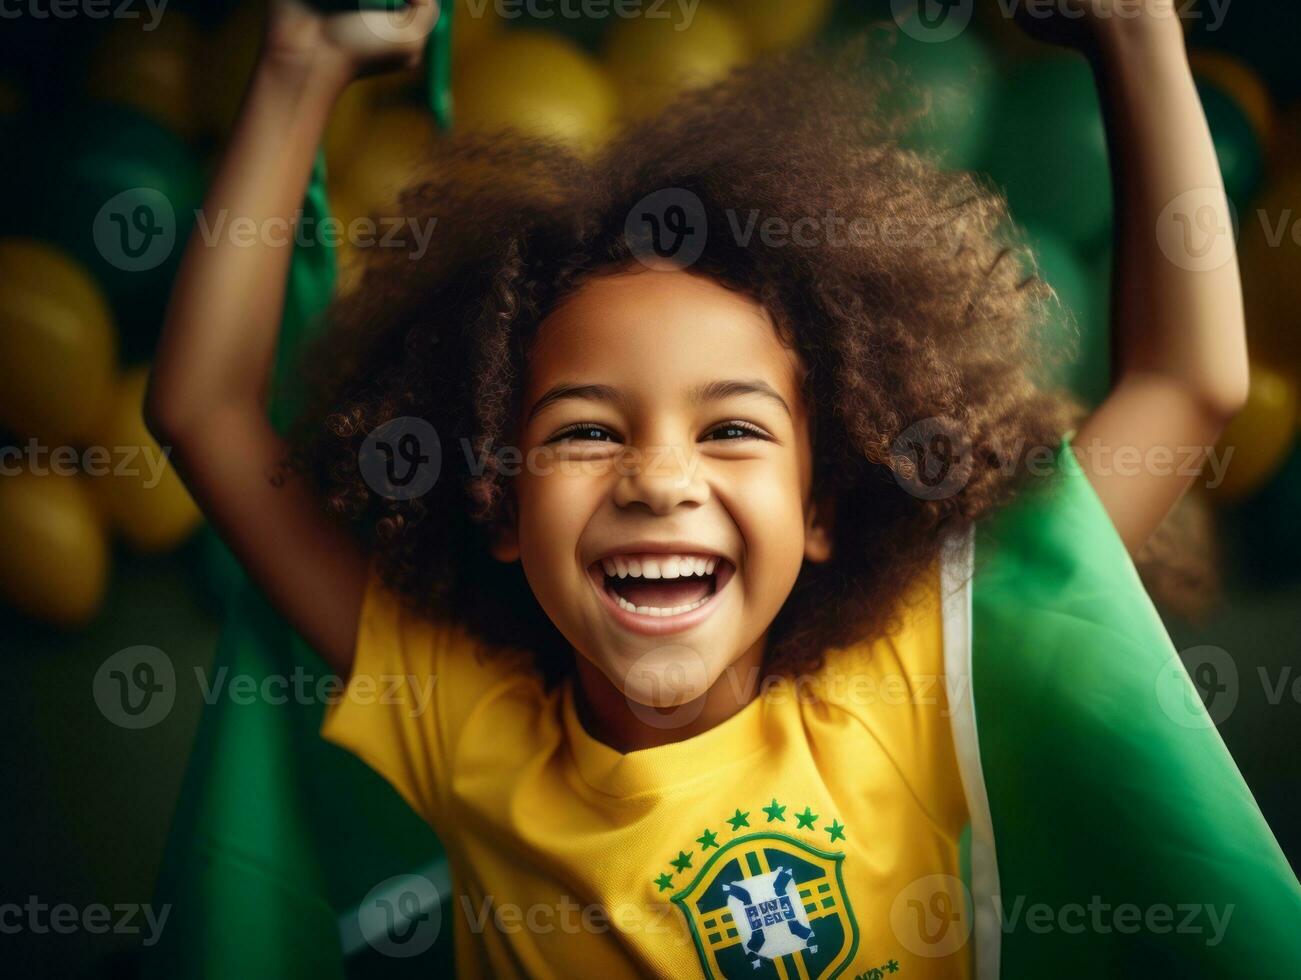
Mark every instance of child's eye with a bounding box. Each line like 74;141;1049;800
547;423;619;443
703;421;769;441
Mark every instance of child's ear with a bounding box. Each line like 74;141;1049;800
804;492;834;564
489;495;521;563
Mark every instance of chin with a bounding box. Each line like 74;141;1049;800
597;637;721;709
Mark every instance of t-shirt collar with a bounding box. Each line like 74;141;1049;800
560;676;771;798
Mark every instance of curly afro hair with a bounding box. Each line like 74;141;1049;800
284;32;1106;684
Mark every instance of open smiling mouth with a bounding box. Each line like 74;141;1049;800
586;553;738;636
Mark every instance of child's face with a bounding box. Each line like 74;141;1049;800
494;264;832;707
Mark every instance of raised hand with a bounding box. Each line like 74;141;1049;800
264;0;440;81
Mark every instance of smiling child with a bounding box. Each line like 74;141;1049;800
146;1;1301;977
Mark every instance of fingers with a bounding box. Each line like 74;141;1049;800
351;2;439;51
388;0;440;45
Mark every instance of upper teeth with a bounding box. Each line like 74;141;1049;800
600;554;718;579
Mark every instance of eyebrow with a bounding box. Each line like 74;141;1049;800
525;378;792;424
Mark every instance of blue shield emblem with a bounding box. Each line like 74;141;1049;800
672;832;859;979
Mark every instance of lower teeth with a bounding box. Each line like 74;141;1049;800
615;593;711;617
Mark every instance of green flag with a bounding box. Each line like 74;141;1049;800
953;434;1301;976
142;153;452;979
145;7;458;975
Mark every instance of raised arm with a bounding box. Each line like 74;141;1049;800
1021;2;1250;556
145;0;439;674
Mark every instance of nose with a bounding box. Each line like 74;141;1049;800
611;441;709;515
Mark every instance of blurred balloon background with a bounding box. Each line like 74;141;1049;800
1;1;1298;976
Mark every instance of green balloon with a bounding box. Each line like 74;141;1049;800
982;56;1112;248
1194;79;1263;214
886;31;997;171
17;104;204;362
1017;225;1111;406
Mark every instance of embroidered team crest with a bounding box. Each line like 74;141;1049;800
672;832;859;979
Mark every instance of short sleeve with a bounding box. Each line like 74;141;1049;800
320;557;529;827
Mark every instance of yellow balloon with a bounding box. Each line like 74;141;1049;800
0;469;109;626
328;181;370;246
604;5;751;121
87;12;202;141
201;0;267;137
329;177;367;224
0;239;118;446
714;0;832;53
89;366;202;553
1239;172;1301;381
454;31;617;153
326;70;424;177
331;106;443;213
1189;49;1275;153
1212;362;1299;503
327;185;371;296
336;238;369;298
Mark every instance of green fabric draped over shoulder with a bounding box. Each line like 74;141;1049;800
971;435;1301;976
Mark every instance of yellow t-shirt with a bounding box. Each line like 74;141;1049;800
322;559;973;979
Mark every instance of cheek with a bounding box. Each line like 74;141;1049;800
514;470;601;593
720;460;810;593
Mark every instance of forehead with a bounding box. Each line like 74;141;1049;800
525;267;803;402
